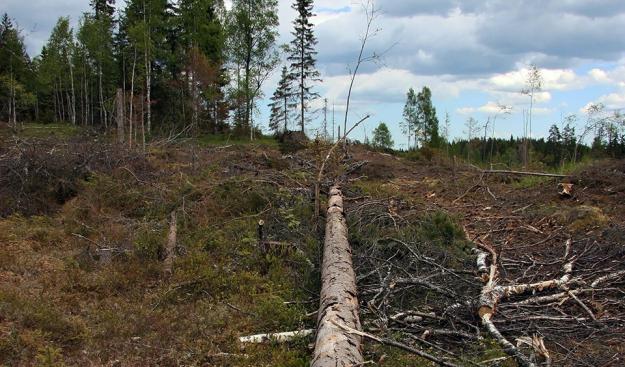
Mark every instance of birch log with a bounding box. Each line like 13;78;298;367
311;186;364;367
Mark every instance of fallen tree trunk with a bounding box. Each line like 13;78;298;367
482;170;567;178
311;186;364;367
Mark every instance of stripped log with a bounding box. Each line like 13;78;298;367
239;329;314;344
311;186;364;367
163;211;177;277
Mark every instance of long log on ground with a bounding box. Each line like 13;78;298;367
482;169;567;178
311;186;364;367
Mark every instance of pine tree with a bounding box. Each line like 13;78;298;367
268;65;295;134
287;0;320;134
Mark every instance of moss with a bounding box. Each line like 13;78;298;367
554;205;610;232
512;175;552;189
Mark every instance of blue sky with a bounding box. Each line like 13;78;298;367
4;0;625;147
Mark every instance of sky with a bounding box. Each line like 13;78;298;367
4;0;625;148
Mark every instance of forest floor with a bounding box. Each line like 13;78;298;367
0;124;623;366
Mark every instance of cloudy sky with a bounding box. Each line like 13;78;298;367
5;0;625;147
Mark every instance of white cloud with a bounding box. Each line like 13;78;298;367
582;92;625;112
589;68;611;83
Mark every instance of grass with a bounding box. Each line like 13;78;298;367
12;122;81;139
0;132;322;365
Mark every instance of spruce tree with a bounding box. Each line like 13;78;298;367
287;0;320;134
268;65;295;134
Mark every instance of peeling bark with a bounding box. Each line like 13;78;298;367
311;186;364;367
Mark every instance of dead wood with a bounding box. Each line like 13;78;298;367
482;169;567;178
311;186;364;367
239;329;314;344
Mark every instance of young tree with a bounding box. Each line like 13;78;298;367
268;65;295;134
562;115;577;162
415;86;439;147
287;0;320;133
442;111;451;155
464;116;480;162
228;0;279;139
401;87;417;149
547;123;562;165
372;122;393;150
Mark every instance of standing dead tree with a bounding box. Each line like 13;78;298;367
311;186;364;367
163;211;177;277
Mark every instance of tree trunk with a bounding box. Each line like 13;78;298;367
140;93;146;152
311;186;364;367
116;88;124;144
300;41;305;133
129;47;137;148
69;55;76;125
99;65;107;129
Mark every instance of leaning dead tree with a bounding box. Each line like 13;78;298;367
311;186;364;367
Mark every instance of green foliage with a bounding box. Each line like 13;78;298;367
36;346;66;367
287;0;320;133
228;0;279;133
133;224;164;260
0;290;86;346
269;65;296;134
372;122;394;150
401;86;440;149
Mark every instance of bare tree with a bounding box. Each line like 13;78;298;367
488;103;512;166
464;116;480;162
521;64;543;167
342;0;381;149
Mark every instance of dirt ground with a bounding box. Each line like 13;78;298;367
1;132;623;366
